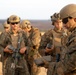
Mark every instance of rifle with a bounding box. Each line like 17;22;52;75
7;35;23;75
34;55;51;67
8;45;23;67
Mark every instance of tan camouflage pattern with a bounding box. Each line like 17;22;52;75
27;27;41;75
51;13;61;21
3;21;10;28
28;27;41;48
20;20;31;29
39;28;68;59
9;15;20;23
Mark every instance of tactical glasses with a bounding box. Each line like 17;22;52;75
62;17;72;24
11;22;19;25
62;17;68;24
4;27;9;29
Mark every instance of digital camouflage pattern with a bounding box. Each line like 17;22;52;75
0;30;30;75
9;15;20;23
40;28;68;59
3;21;10;28
27;27;41;75
47;27;76;75
20;20;31;29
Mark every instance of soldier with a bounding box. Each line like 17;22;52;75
40;13;68;62
20;20;31;37
3;21;10;32
21;20;47;75
0;15;30;75
47;4;76;75
0;20;10;74
22;20;41;75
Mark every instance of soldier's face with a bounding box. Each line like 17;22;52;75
10;22;19;30
54;20;63;29
63;17;75;31
4;27;10;32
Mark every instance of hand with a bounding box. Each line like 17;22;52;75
19;47;26;54
4;45;13;54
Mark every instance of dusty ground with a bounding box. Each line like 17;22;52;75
0;62;2;75
41;32;45;35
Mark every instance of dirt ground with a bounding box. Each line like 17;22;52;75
0;62;2;75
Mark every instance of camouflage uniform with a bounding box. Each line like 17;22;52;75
47;4;76;75
27;27;41;75
47;27;76;75
0;21;10;74
0;15;30;75
40;13;68;61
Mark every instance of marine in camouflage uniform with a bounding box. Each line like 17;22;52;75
47;4;76;75
20;20;33;74
0;15;30;75
40;13;68;62
21;20;41;75
0;21;10;55
28;28;41;75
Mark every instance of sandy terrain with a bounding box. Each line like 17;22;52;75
0;62;2;75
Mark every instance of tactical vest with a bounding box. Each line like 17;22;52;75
51;29;62;47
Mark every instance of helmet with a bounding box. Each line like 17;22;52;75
7;18;10;24
60;4;76;19
3;21;10;28
21;20;31;29
51;13;61;21
9;15;20;23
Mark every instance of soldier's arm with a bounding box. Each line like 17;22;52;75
40;29;53;48
0;32;8;48
0;32;13;54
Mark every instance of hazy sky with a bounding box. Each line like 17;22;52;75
0;0;76;20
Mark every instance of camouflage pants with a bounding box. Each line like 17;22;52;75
4;57;30;75
47;52;76;75
28;50;41;75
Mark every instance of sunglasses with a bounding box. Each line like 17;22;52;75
62;17;72;24
4;27;9;29
25;22;30;25
62;17;68;24
11;22;19;25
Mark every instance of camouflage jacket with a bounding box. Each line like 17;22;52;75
0;30;27;54
28;27;41;49
40;28;68;50
61;27;76;73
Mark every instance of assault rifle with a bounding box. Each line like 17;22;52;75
7;36;23;75
34;43;52;67
8;45;23;69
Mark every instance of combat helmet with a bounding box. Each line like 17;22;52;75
3;21;10;28
51;13;61;25
60;4;76;19
51;13;61;21
7;18;10;24
9;15;20;23
21;20;31;29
